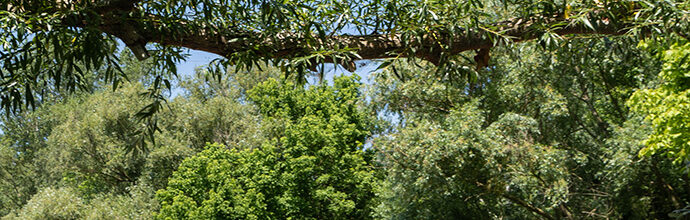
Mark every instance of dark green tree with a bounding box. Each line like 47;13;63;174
368;36;689;219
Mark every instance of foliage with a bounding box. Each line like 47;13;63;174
1;0;689;114
600;116;689;219
2;187;84;220
0;61;268;217
375;102;572;219
1;1;690;218
81;184;158;220
629;42;690;164
157;76;379;219
368;36;689;219
2;185;157;220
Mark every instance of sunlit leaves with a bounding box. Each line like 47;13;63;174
157;75;379;219
629;42;690;164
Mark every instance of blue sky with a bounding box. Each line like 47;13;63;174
176;50;381;87
176;50;223;77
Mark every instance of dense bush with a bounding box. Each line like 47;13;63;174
3;187;83;220
157;76;380;219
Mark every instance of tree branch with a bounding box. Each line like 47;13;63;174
123;17;629;68
502;193;556;220
25;1;635;69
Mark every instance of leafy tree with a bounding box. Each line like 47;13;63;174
80;184;159;220
3;187;84;220
629;41;690;164
1;0;689;112
368;36;689;219
157;76;379;219
0;107;58;216
601;116;689;219
375;102;572;219
0;59;271;217
2;1;690;219
168;65;279;150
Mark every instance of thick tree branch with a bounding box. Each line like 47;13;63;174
43;1;633;68
128;17;628;67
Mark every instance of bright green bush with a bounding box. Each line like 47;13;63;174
156;76;379;219
629;42;690;164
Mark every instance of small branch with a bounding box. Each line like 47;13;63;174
502;193;556;220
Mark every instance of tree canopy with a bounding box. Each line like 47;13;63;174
157;76;378;219
2;0;690;219
1;0;689;111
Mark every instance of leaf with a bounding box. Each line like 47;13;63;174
582;17;595;30
375;59;395;71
